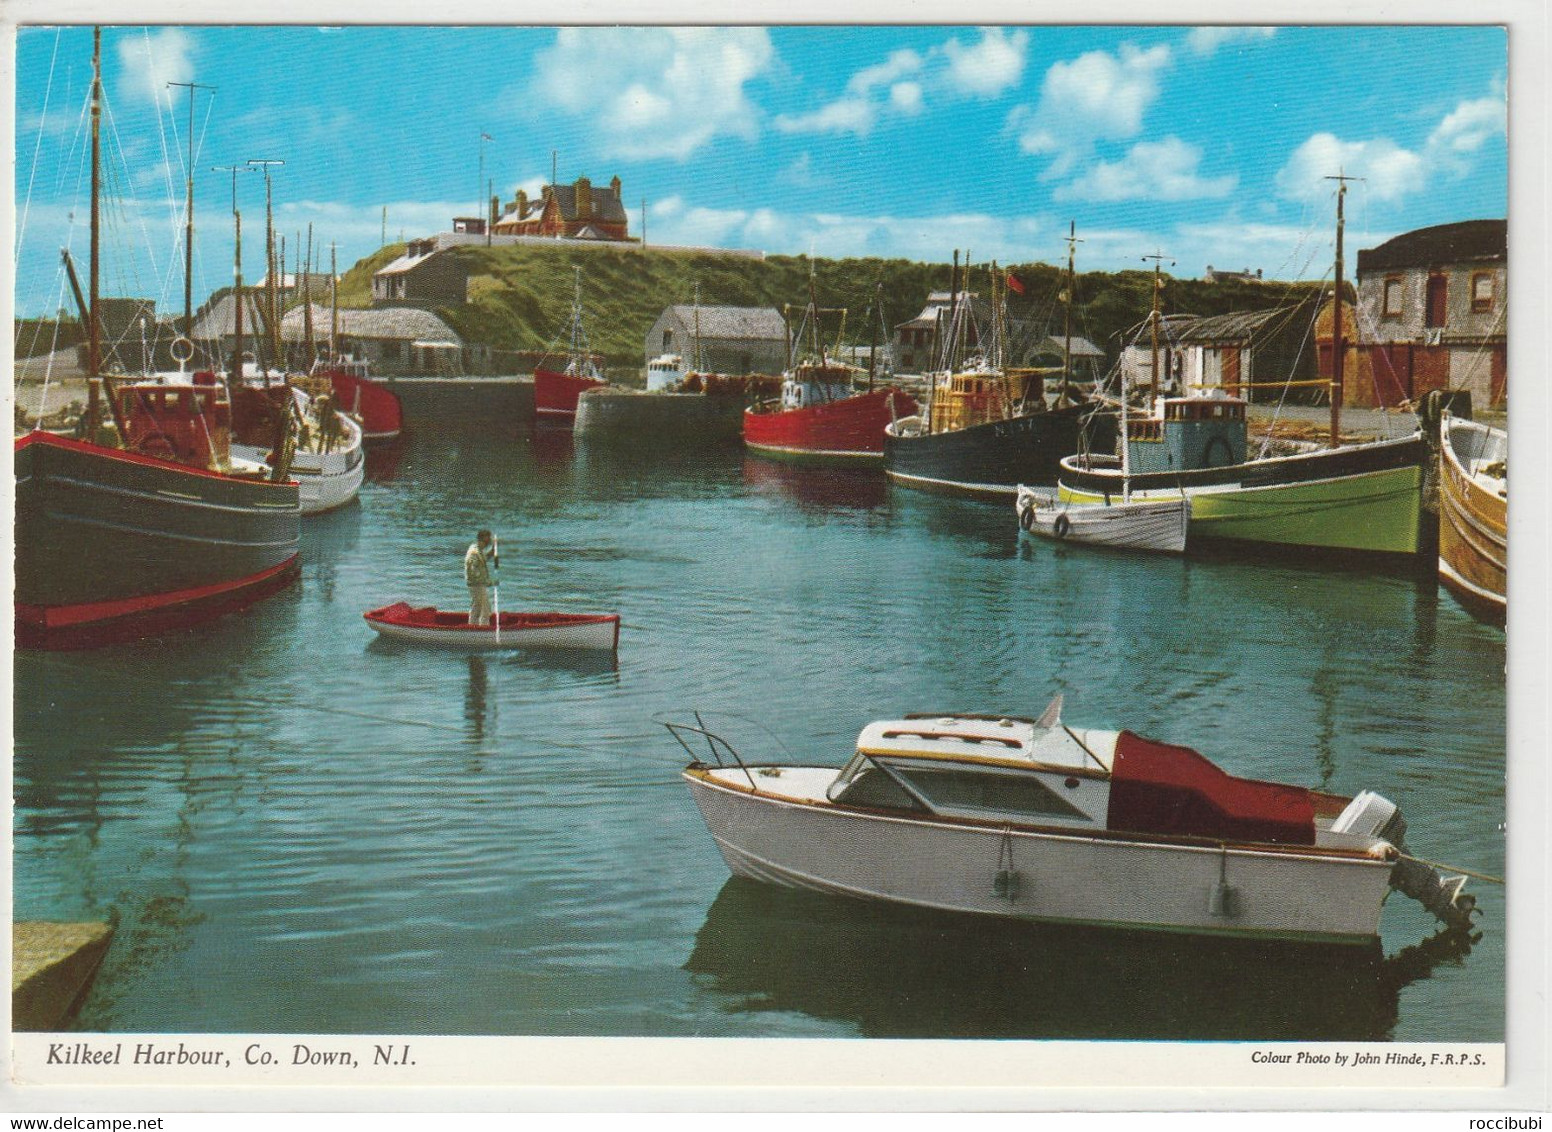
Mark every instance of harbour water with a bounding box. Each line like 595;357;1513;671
13;408;1506;1041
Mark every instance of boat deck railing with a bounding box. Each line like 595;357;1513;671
663;713;759;789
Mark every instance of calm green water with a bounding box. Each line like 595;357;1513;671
13;414;1506;1040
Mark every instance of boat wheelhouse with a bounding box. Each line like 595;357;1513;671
674;702;1476;944
646;353;689;392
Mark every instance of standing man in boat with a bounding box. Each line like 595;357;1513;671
465;529;498;626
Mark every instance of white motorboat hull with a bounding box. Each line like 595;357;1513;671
1016;486;1188;555
684;770;1394;944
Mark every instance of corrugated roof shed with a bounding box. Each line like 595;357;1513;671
664;305;786;340
1356;220;1506;273
1174;308;1288;343
189;293;272;341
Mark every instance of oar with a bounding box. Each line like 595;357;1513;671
492;533;501;646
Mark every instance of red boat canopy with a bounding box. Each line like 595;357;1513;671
1105;731;1315;846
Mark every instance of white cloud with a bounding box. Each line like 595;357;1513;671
644;198;1043;264
942;28;1029;98
777;29;1026;139
115;28;196;106
1186;27;1276;57
890;82;924;115
1276;133;1426;204
1012;43;1173;178
775;47;923;137
1275;86;1505;205
1425;95;1506;169
1054;137;1236;202
530;28;774;161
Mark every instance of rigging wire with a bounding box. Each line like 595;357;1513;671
14;27;62;276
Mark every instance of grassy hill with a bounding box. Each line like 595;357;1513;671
332;242;1329;372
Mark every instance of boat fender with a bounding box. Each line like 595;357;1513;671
1018;506;1037;532
1208;847;1242;917
1053;512;1072;538
993;869;1021;901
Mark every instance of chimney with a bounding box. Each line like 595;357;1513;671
516;189;528;217
575;176;592;219
490;195;499;229
610;175;622;199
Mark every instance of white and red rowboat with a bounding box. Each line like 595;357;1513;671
364;602;620;652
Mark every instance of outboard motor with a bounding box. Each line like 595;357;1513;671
1334;791;1477;932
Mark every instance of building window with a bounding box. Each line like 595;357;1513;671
662;330;673;353
1472;273;1495;313
1383;277;1403;318
1425;274;1448;329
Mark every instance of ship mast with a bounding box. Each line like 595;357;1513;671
168;78;214;338
1061;220;1082;405
330;243;340;365
1142;251;1171;403
88;27;102;378
249;159;284;371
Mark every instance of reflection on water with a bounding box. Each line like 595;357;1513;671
687;879;1478;1041
13;416;1505;1038
741;458;889;512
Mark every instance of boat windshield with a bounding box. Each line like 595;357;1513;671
826;753;925;810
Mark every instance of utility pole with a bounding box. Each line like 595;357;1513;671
1325;171;1360;449
478;132;493;240
168;78;216;336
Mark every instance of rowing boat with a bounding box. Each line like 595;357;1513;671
363;602;620;651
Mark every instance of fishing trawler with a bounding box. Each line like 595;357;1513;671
314;246;403;443
672;698;1478;945
533;267;606;422
1057;179;1427;560
1437;409;1506;622
744;281;916;464
884;245;1116;498
14;31;300;649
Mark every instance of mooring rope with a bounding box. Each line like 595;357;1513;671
1398;853;1504;886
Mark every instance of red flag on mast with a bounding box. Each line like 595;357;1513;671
1005;272;1025;295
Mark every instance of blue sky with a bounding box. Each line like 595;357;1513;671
12;24;1508;318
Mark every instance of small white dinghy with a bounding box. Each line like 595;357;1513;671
364;602;620;652
1016;485;1189;555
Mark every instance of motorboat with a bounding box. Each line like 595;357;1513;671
672;698;1478;945
364;602;620;651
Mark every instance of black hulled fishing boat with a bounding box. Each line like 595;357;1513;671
884;244;1116;499
14;30;300;649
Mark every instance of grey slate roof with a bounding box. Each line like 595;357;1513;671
280;304;461;344
1033;334;1105;359
1356;220;1506;273
514;183;628;226
663;305;786;341
189;292;273;341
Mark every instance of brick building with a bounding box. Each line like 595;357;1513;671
492;176;632;241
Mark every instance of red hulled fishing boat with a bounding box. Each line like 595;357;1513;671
744;281;916;463
533;267;606;422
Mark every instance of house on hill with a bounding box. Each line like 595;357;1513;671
893;291;988;374
645;305;787;375
1349;219;1506;409
493;175;632;241
372;244;473;307
1025;334;1107;385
